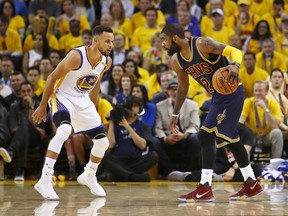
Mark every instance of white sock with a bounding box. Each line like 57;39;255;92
86;160;99;173
240;164;256;181
44;157;56;169
200;169;213;186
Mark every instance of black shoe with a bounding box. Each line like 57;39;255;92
14;168;25;181
69;169;78;180
129;173;151;182
0;148;13;163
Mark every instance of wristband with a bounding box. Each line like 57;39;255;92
172;113;179;117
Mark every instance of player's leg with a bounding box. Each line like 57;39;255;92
77;126;109;196
35;111;72;200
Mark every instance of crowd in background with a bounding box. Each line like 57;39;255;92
0;0;287;183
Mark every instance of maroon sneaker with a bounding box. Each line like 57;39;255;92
178;183;215;202
229;178;263;201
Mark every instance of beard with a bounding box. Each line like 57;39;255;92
167;41;181;56
99;47;110;57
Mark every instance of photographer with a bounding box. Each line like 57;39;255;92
102;95;158;182
0;81;46;181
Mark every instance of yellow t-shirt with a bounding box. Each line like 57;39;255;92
23;33;59;54
255;51;287;75
145;73;161;100
137;67;150;85
0;28;22;52
239;67;269;98
143;49;167;74
205;0;238;17
9;15;25;34
59;33;82;54
38;75;46;90
261;13;282;37
242;97;282;135
204;27;235;45
275;33;288;68
249;0;273;17
113;18;133;39
131;11;166;31
244;38;263;54
34;85;44;97
130;26;161;53
97;97;113;124
59;15;90;36
187;76;205;99
200;15;229;36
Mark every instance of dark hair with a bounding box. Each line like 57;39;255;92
27;66;40;75
40;57;53;65
0;14;9;24
270;68;285;78
35;33;50;58
109;0;125;25
145;7;158;18
131;84;149;105
92;25;113;36
50;49;62;59
244;51;256;60
82;29;92;37
20;80;33;90
0;0;16;17
273;0;284;7
161;23;185;39
123;59;141;79
108;64;125;96
251;20;272;40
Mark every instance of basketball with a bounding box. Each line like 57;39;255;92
212;68;238;95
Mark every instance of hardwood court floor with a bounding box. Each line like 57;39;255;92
0;180;287;216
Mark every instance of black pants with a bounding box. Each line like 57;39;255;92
101;151;158;181
152;134;201;176
9;120;43;168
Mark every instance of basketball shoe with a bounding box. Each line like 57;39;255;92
178;182;215;202
34;165;59;200
77;166;106;197
229;177;263;201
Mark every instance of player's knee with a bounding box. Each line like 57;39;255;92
198;129;214;144
56;123;72;141
91;137;109;158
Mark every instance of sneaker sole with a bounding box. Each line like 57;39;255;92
34;184;60;201
229;189;263;201
0;148;12;163
178;197;215;202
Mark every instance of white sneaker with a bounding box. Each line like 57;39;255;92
77;166;106;196
34;201;59;216
167;171;191;181
77;198;106;215
34;166;60;200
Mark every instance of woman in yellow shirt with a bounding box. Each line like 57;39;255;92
0;0;25;40
243;20;273;54
109;0;133;39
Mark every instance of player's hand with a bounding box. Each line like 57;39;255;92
32;106;47;124
223;64;240;86
170;116;179;134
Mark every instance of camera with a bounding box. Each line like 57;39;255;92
108;104;125;124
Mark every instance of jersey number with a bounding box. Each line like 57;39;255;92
200;78;214;94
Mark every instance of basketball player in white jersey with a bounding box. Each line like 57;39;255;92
32;25;114;200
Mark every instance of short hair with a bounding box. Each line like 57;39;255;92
244;51;256;60
145;7;158;18
161;23;185;39
273;0;284;7
270;68;285;78
82;29;92;37
20;80;33;90
92;25;113;36
27;66;40;75
255;80;269;92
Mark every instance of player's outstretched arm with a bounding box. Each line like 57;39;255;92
32;50;81;124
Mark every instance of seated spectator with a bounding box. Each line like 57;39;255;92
75;0;95;27
131;84;156;128
0;81;46;181
0;57;14;98
3;71;25;110
0;15;22;57
243;20;273;54
26;66;43;99
82;29;92;46
101;64;125;97
103;95;158;181
113;73;136;104
38;58;54;90
151;70;175;104
102;0;134;19
239;81;283;158
57;0;90;36
0;0;25;40
49;49;62;69
22;33;50;75
154;79;201;179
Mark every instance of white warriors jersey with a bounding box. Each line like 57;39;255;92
54;46;108;97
